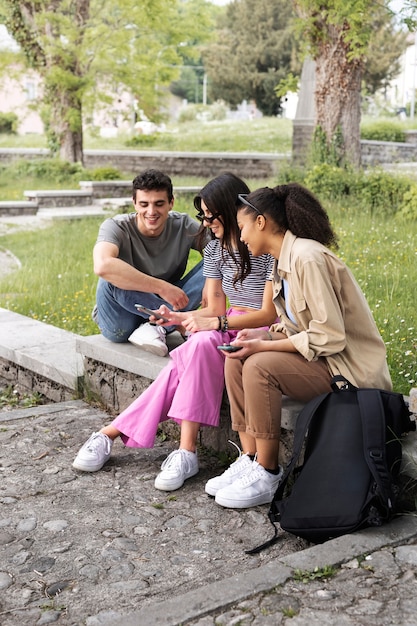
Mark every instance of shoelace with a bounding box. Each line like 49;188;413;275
223;442;252;477
87;434;110;454
236;461;266;487
161;449;194;472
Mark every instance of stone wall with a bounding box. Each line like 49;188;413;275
3;142;417;175
0;148;284;179
0;357;76;403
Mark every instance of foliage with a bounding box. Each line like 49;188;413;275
310;125;345;167
304;164;412;217
397;184;417;221
362;7;408;95
359;170;411;215
360;121;406;142
202;0;298;115
125;134;160;148
0;384;46;409
293;566;337;583
0;112;18;134
5;158;87;182
0;0;215;162
88;167;123;181
294;0;405;168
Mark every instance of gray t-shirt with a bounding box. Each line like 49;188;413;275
96;211;201;282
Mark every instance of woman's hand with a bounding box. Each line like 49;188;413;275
222;328;269;359
150;305;187;326
182;314;219;333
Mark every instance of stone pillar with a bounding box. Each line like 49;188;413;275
292;58;316;165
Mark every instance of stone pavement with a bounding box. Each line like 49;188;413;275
1;396;417;626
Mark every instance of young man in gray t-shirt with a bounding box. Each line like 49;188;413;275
93;169;204;356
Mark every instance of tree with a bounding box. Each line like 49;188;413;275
362;6;408;96
202;0;297;116
0;0;213;163
294;0;406;167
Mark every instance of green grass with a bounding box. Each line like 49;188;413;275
0;116;292;154
0;196;415;395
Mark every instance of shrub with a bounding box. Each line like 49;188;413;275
88;167;123;180
9;158;87;182
0;112;18;134
357;170;411;216
360;121;405;143
397;184;417;221
304;165;411;217
125;133;160;147
304;164;360;200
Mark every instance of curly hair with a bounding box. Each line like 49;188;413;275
239;183;338;249
132;169;173;202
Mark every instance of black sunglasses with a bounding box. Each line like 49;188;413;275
238;193;264;216
196;212;221;224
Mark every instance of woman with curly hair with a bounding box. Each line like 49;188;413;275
207;183;392;509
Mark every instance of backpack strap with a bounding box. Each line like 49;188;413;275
246;392;332;555
272;391;331;505
357;389;394;511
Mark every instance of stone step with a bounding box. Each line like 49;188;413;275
24;189;93;208
0;200;37;216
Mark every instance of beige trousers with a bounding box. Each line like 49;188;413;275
224;345;333;441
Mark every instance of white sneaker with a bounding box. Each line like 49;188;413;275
128;322;168;357
72;432;113;472
205;451;253;496
154;449;199;491
214;461;283;509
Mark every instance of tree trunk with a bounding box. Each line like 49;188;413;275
314;24;363;167
60;125;84;165
47;85;84;165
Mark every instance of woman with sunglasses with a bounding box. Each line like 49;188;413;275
73;173;277;490
210;183;392;509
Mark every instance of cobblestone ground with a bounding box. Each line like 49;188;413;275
0;396;306;626
1;382;417;626
187;545;417;625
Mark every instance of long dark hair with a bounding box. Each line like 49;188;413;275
194;172;252;284
238;183;338;248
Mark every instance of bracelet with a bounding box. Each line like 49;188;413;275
217;316;222;330
219;314;228;332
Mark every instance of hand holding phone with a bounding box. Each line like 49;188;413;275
135;304;169;323
217;345;243;353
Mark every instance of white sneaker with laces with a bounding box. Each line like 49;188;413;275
205;450;253;496
214;461;283;508
128;322;168;357
154;449;199;491
72;432;113;472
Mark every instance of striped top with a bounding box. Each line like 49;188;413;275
203;239;273;308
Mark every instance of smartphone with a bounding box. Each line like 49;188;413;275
135;304;169;323
217;345;243;353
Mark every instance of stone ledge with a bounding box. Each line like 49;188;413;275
0;308;83;392
75;333;305;456
0;200;38;216
23;189;93;208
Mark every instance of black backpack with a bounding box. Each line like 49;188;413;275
248;376;415;553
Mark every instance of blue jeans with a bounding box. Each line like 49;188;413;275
95;260;204;342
